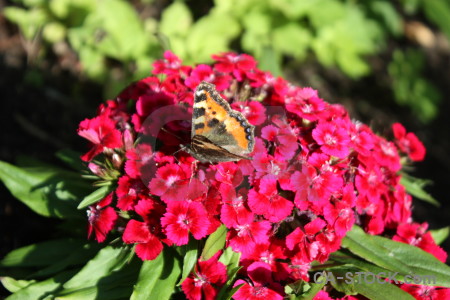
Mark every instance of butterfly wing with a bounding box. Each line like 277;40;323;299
190;135;251;162
192;81;255;156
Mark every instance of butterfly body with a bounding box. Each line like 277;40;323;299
181;81;255;163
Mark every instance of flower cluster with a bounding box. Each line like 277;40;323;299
79;51;446;299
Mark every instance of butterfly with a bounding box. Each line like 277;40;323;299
180;81;255;163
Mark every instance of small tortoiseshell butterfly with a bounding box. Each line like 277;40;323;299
180;81;255;163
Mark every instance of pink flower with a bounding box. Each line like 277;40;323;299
87;192;118;242
148;163;191;203
161;201;210;245
78;114;123;161
312;121;351;158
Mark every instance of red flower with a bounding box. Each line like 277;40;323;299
78;114;123;161
161;201;210;246
286;218;326;262
233;262;284;300
228;220;271;254
212;53;257;81
116;175;149;210
122;199;165;260
87;193;118;242
401;283;450;300
247;176;293;222
219;184;253;228
181;253;227;300
392;123;426;161
185;64;231;90
393;222;447;262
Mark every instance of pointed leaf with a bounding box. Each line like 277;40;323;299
178;239;198;285
201;225;226;261
62;246;130;290
0;160;90;219
0;239;88;268
343;226;450;287
77;184;113;209
430;226;449;245
131;254;165;300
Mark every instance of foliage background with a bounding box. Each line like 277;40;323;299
1;0;450;296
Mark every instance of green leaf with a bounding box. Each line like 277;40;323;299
272;23;311;60
4;270;78;300
77;184;113;209
178;239;199;285
55;149;86;172
257;46;283;77
0;277;33;293
56;257;140;300
423;0;450;39
430;227;450;245
201;225;227;261
4;7;47;40
370;1;402;36
295;275;326;300
352;278;415;300
0;160;91;219
186;13;240;63
0;239;88;268
218;247;241;275
159;1;192;37
400;174;439;206
143;249;182;300
343;226;450;287
131;254;164;300
62;246;130;290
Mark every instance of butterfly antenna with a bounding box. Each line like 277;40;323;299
160;127;184;142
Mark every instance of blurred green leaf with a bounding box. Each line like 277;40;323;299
160;2;192;37
55;149;86;172
400;174;439;206
0;160;91;219
272;23;311;59
42;21;66;43
430;227;450;245
258;46;283;77
186;13;240;63
4;7;47;40
389;50;441;123
0;277;33;293
422;0;450;39
370;1;402;36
